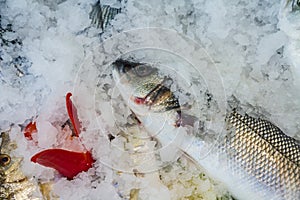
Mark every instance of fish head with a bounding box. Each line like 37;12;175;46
112;59;164;114
112;59;181;135
0;132;18;174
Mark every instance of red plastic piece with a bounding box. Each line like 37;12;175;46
24;122;37;140
31;149;94;179
66;92;81;137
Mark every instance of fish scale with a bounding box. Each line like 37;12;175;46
225;111;300;199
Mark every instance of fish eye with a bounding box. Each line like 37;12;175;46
134;65;154;77
0;154;11;166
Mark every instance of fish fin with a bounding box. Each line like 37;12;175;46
176;111;198;127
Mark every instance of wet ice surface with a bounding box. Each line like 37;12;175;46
0;0;300;199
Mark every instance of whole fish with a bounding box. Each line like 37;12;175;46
112;59;300;200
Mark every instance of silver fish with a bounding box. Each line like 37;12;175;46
112;59;300;200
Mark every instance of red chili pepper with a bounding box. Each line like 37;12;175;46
66;92;81;137
24;122;37;140
31;149;94;179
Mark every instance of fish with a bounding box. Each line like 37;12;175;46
112;59;300;200
89;0;122;30
0;131;39;200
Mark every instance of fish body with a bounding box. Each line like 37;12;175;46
112;59;300;200
223;111;300;199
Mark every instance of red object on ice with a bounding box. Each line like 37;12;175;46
31;149;94;179
66;92;81;137
23;121;37;140
29;92;94;179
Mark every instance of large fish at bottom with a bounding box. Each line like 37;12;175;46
112;59;300;200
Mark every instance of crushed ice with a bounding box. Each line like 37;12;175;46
1;0;299;199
